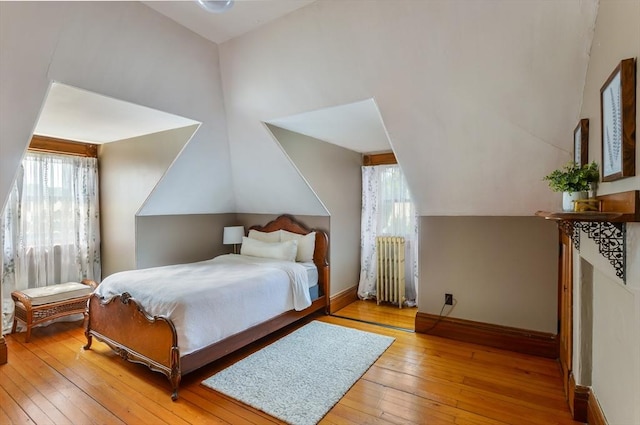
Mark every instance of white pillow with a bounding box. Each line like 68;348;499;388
240;236;298;262
248;229;281;243
280;230;316;262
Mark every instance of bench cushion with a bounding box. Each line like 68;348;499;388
18;282;93;306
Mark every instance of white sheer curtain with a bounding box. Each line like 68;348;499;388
358;164;418;306
1;151;101;334
1;180;21;333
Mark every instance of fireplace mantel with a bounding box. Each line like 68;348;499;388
536;190;638;284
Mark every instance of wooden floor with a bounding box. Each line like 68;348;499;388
333;299;418;330
1;306;582;425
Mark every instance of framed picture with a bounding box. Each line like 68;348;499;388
600;58;636;181
574;119;589;166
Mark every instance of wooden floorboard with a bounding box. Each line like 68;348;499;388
333;299;417;330
0;303;581;425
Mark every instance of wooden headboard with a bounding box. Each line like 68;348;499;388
250;215;330;303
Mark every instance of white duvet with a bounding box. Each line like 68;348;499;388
94;254;311;355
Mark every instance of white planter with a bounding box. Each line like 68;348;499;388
562;191;587;212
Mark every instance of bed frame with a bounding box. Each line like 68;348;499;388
84;215;329;400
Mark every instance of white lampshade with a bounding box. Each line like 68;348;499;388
223;226;244;245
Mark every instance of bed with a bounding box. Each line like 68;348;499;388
83;215;329;400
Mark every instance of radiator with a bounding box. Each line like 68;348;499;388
376;236;406;309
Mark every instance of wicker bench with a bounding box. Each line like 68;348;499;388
11;280;97;342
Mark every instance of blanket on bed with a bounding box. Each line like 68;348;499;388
94;254;311;355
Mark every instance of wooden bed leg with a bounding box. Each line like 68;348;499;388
84;302;92;350
170;371;181;400
84;329;93;350
0;336;7;365
170;347;181;401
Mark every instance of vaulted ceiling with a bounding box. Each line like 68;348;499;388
217;0;600;215
143;0;317;43
0;1;600;217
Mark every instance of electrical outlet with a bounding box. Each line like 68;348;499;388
445;293;453;305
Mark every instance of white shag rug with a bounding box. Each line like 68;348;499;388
202;321;395;425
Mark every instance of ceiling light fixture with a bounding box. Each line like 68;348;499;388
195;0;234;14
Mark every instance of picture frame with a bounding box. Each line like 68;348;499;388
600;58;636;182
574;119;589;166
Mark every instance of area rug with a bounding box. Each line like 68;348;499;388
202;321;395;425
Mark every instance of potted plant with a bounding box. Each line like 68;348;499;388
543;161;599;211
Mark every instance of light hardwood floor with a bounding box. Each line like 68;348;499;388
333;299;418;330
1;307;581;425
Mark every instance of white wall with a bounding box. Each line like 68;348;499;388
571;0;640;423
576;236;640;424
0;1;233;215
219;0;598;216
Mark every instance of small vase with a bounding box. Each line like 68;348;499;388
588;182;598;199
562;191;587;212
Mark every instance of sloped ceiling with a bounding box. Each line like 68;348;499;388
35;82;199;144
220;0;599;215
1;1;600;218
267;98;391;154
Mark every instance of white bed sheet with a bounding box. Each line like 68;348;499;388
94;254;311;356
300;262;319;287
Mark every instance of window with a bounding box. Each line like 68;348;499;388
2;150;101;332
19;152;99;248
358;164;418;305
378;165;415;236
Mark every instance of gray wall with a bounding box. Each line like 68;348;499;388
136;213;237;269
107;211;319;276
269;126;362;296
99;125;197;276
419;216;558;333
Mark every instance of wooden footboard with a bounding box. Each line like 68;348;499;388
84;293;181;400
85;292;325;401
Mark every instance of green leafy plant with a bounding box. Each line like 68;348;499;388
543;161;599;192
